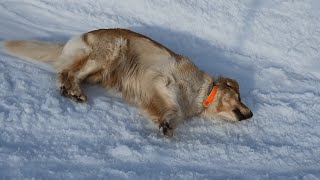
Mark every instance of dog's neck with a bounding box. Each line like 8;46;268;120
206;80;216;97
195;73;216;114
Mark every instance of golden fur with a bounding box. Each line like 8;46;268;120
4;28;253;136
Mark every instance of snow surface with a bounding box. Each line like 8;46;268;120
0;0;320;179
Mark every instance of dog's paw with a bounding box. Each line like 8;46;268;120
159;121;174;137
71;94;87;103
60;86;69;97
59;86;87;103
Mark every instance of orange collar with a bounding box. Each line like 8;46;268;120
203;85;219;108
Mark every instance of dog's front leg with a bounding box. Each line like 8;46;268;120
159;109;181;137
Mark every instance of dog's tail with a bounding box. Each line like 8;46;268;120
3;40;64;65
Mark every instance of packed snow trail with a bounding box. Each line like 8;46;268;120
0;0;320;179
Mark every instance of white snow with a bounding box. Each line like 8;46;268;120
0;0;320;179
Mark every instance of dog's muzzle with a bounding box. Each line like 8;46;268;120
233;108;253;121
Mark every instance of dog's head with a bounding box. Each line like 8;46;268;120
201;77;253;121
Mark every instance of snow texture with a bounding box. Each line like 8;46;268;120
0;0;320;179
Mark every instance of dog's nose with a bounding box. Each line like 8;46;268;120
240;111;253;121
247;111;253;119
233;109;253;121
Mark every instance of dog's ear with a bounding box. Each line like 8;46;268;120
217;76;239;93
216;76;226;85
226;79;239;93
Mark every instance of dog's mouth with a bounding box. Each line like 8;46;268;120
233;108;253;121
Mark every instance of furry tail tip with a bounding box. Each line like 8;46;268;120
3;40;64;64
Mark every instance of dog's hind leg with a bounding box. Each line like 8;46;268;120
84;70;103;84
58;58;100;102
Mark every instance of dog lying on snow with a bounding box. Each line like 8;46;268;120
4;28;253;136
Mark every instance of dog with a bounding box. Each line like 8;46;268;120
4;28;253;136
